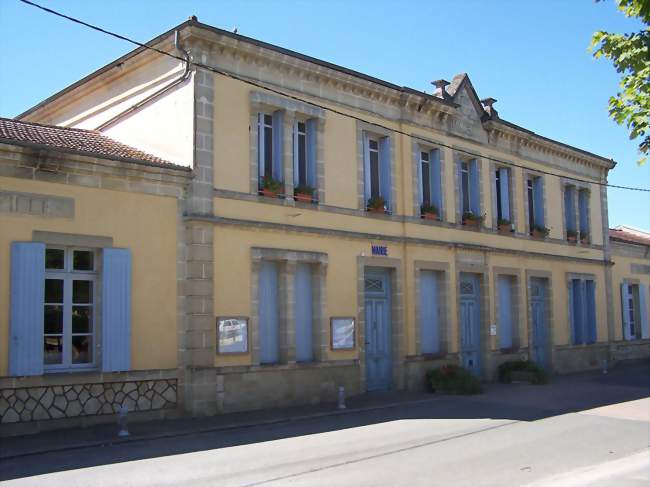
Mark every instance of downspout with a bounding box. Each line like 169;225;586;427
97;30;192;131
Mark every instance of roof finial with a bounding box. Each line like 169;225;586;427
431;79;451;100
480;97;498;118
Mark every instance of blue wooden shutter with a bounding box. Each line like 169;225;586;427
306;119;317;188
570;279;583;344
469;159;480;214
431;149;442;211
533;177;544;226
272;111;283;181
639;284;649;339
621;283;632;340
363;133;371;204
258;113;265;181
579;190;589;235
564;186;576;231
292;121;299;187
420;271;440;354
417;149;424;206
9;242;45;376
498;276;513;349
585;280;597;343
457;159;463;218
499;168;510;221
380;137;391;210
259;261;279;364
294;263;313;362
102;248;132;372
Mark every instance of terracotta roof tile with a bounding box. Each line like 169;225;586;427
0;117;186;169
609;226;650;247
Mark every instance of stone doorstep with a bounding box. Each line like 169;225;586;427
1;393;436;461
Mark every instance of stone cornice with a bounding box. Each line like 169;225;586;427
483;120;615;172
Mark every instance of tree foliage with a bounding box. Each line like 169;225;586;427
590;0;650;165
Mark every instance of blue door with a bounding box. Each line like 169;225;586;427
364;270;391;391
459;273;481;376
530;277;549;370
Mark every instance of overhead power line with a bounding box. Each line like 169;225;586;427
17;0;650;193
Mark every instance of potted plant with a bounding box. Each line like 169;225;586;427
294;184;316;203
497;218;512;234
260;176;283;198
566;229;578;243
531;224;550;239
462;211;484;227
367;196;386;214
421;203;439;221
580;231;590;244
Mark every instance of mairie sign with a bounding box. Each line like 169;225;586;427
371;244;388;256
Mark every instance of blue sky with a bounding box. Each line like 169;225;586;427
1;0;648;229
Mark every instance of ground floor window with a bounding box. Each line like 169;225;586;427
44;247;97;369
569;278;596;345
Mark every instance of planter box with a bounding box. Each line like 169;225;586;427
580;236;590;244
532;230;547;239
367;206;385;214
498;224;512;235
261;189;278;198
294;193;314;203
567;235;577;244
463;218;481;227
422;212;439;221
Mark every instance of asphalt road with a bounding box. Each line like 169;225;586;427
1;366;649;486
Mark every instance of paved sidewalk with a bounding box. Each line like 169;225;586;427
2;361;648;462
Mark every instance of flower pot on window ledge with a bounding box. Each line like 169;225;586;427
260;176;283;199
580;232;590;244
531;225;550;239
420;204;439;221
367;196;386;214
294;184;316;204
497;219;512;235
566;231;578;244
462;212;484;228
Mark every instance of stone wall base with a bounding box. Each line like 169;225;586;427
215;361;360;413
553;344;610;374
610;339;650;364
404;355;458;392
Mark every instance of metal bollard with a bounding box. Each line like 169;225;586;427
337;386;346;410
117;405;130;437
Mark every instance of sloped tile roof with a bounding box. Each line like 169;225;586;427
0;117;186;169
609;226;650;247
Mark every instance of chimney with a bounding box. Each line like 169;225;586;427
481;97;498;118
431;79;451;100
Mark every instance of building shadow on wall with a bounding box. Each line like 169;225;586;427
2;362;649;481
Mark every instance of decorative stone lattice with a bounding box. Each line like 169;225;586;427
0;379;177;424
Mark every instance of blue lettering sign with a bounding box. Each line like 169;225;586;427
371;245;388;256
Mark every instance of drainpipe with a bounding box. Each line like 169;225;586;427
97;30;192;131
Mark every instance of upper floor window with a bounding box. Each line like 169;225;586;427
258;111;283;194
293;119;317;201
364;134;391;213
495;167;512;226
44;247;97;370
419;148;442;219
564;185;577;240
460;159;480;223
527;175;545;235
578;189;590;243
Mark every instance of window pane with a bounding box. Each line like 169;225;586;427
422;162;431;205
44;336;63;364
72;306;92;333
264;126;273;177
369;139;378;151
73;280;92;304
45;249;64;270
44;305;63;334
298;132;307;186
496;171;502;220
73;250;94;271
72;335;92;364
370;151;380;198
462;169;470;213
264;114;273;126
45;279;63;303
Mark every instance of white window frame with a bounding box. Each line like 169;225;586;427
44;246;98;372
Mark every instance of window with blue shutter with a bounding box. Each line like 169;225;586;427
570;278;597;345
102;248;131;372
527;175;545;233
585;280;597;343
570;279;583;345
419;148;442;215
420;270;441;355
639;284;649;339
258;111;284;190
364;133;391;212
259;261;280;364
578;189;590;240
564;185;576;234
460;159;480;216
294;263;313;362
9;242;45;376
293;119;317;194
496;167;511;223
